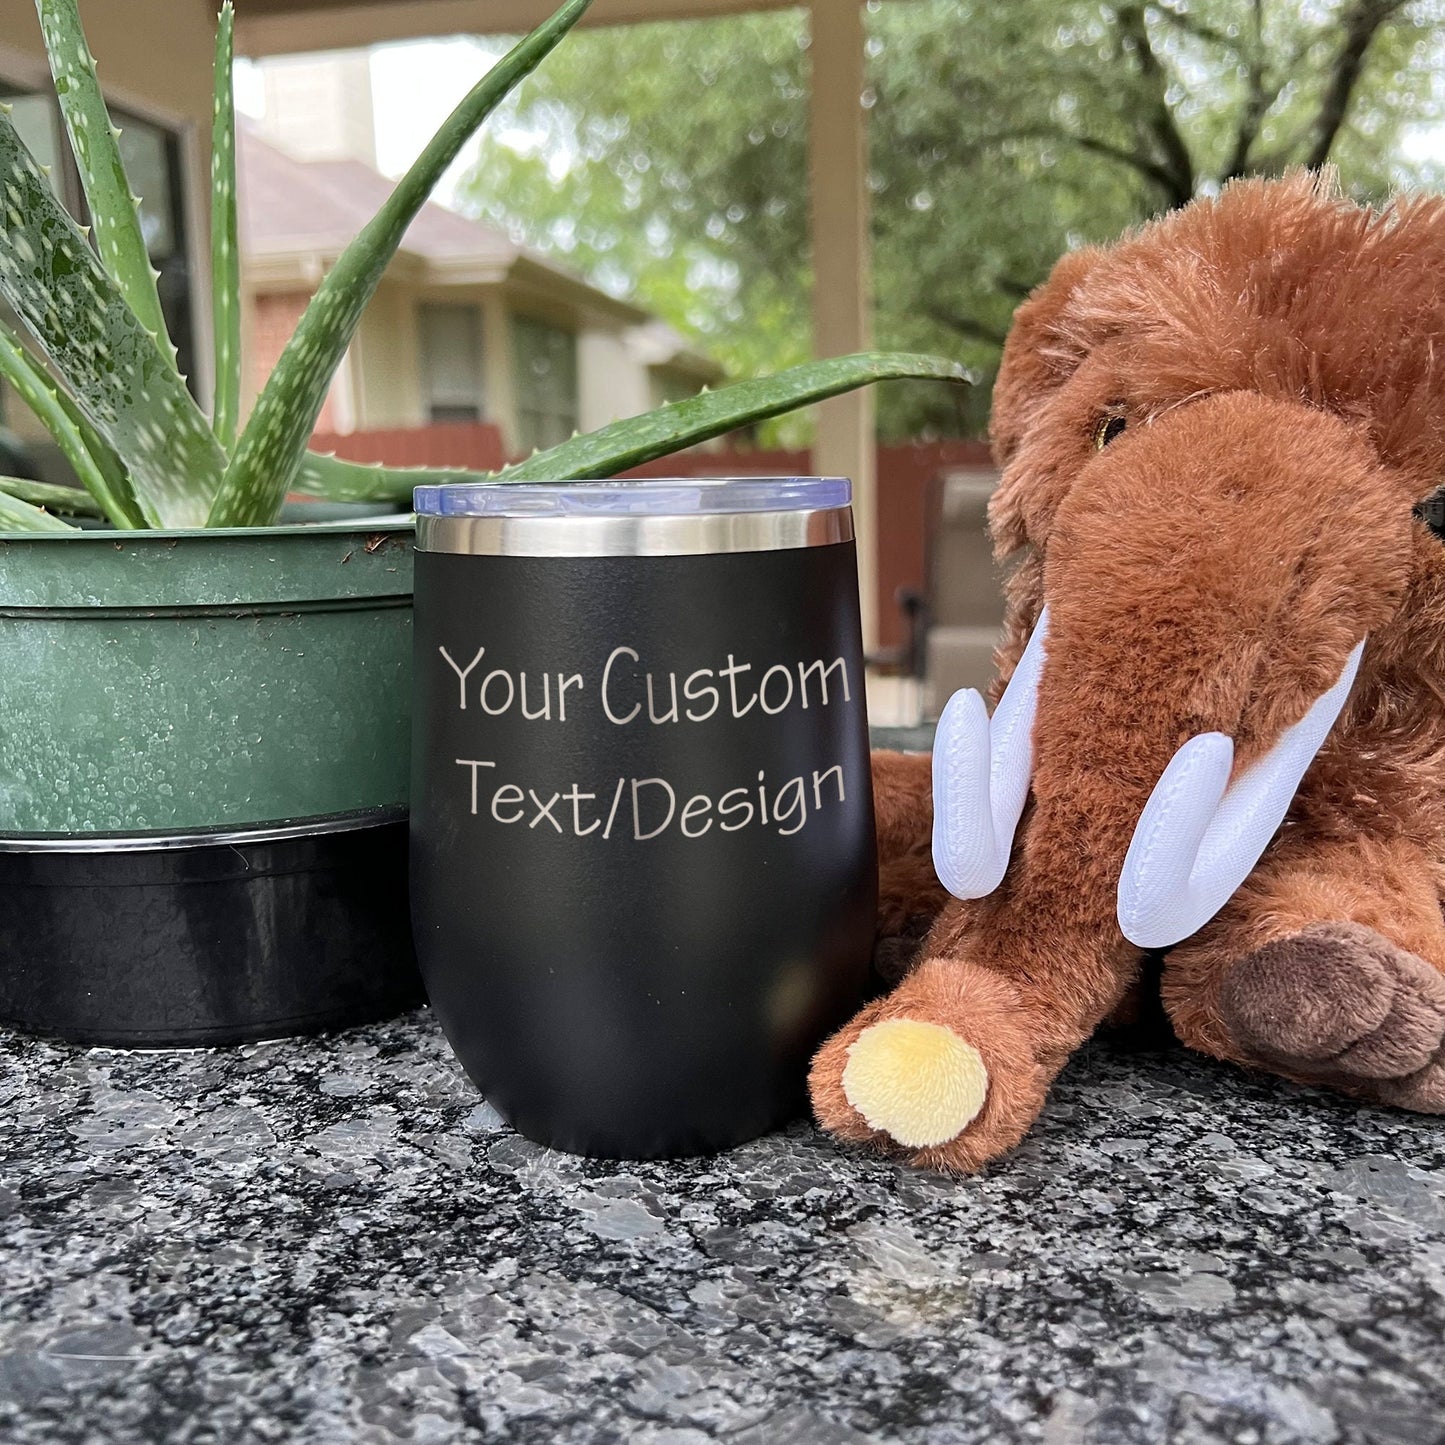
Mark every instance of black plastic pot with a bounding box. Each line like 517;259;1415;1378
0;809;422;1046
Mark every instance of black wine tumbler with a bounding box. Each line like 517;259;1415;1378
410;477;878;1158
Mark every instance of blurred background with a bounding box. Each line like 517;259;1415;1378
1;0;1442;715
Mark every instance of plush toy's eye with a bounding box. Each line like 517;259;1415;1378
1093;414;1127;450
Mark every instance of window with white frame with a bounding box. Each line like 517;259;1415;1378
418;303;485;424
513;316;578;454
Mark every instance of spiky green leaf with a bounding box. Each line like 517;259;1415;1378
0;108;224;527
498;353;974;480
207;0;594;527
36;0;176;373
293;452;485;504
0;482;77;532
0;320;142;527
0;473;102;516
210;0;240;449
291;353;973;504
49;379;139;521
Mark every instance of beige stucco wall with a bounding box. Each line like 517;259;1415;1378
323;277;661;449
479;291;518;454
577;329;652;433
259;50;376;168
0;1;219;408
351;281;425;430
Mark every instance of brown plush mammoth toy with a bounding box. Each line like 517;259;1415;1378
809;172;1445;1173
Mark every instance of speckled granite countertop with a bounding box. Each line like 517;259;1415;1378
2;1009;1442;1445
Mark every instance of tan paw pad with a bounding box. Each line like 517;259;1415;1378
841;1018;989;1148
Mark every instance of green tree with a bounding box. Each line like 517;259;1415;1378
460;1;1445;440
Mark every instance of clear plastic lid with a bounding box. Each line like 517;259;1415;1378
412;476;851;518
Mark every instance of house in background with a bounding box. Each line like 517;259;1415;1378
239;51;720;460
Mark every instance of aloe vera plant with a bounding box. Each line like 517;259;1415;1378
0;0;969;534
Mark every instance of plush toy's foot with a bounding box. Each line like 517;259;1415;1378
1218;922;1445;1111
809;958;1049;1173
841;1018;990;1147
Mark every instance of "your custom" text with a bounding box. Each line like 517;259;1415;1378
437;645;851;725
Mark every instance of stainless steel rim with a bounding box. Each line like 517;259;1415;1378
0;806;407;854
415;506;854;557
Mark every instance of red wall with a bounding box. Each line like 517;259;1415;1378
311;421;508;473
870;439;993;650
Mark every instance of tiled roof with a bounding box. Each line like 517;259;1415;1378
238;126;521;265
236;126;719;378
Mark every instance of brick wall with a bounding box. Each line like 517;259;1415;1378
251;292;343;434
310;421;506;473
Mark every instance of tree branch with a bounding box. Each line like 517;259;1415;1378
1222;0;1271;179
1306;0;1414;169
995;274;1043;301
926;308;1010;348
1114;3;1196;207
1221;87;1296;180
1235;30;1338;176
1150;0;1240;52
1069;132;1184;196
901;122;1185;199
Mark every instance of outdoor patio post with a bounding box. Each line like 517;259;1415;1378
809;0;877;649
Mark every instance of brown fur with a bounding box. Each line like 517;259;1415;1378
871;750;951;938
811;173;1445;1170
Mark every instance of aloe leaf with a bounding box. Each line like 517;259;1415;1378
210;0;240;449
36;0;176;372
293;452;483;504
0;474;102;516
0;483;77;532
498;353;974;481
207;0;594;528
0;108;224;528
292;353;972;503
50;380;139;522
0;321;142;527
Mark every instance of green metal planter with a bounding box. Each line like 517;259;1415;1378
0;520;413;833
0;520;423;1045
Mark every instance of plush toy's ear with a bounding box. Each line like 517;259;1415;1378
987;246;1106;557
989;246;1103;467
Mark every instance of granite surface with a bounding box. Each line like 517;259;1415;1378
2;1010;1442;1445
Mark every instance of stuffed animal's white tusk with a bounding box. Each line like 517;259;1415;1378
1117;639;1366;949
932;607;1050;899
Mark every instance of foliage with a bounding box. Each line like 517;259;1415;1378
460;17;818;439
459;0;1445;440
0;0;966;532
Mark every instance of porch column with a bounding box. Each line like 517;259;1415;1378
808;0;876;648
